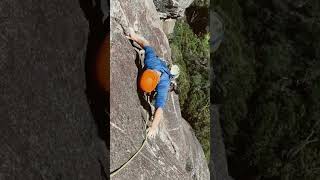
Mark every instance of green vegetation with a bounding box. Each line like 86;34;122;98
170;20;210;161
212;0;320;179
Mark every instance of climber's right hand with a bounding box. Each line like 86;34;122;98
125;35;132;41
146;126;158;139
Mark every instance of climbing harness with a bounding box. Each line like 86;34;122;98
169;79;179;94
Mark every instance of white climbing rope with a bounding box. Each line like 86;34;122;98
110;44;150;178
171;93;179;120
110;113;149;178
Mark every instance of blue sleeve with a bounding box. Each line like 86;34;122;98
144;46;157;60
155;77;170;108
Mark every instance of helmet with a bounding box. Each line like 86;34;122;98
170;64;180;79
140;69;160;93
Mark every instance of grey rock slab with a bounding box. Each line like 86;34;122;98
161;19;176;36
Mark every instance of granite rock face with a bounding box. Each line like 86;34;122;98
161;19;177;36
0;0;108;179
153;0;195;19
110;0;209;179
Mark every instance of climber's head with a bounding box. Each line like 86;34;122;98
140;69;160;93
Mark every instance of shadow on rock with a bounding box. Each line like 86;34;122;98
79;0;109;148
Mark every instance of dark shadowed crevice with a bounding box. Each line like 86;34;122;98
79;0;109;145
79;1;109;178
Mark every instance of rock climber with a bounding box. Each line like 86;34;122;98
127;28;179;139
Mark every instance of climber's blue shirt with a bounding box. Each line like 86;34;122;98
144;46;171;109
